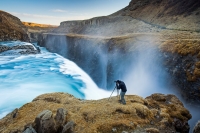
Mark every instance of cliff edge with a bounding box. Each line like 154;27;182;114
0;93;191;133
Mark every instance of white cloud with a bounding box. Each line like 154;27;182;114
52;9;68;13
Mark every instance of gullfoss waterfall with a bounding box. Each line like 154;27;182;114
0;41;110;118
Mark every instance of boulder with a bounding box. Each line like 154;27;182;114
54;108;68;132
34;110;56;133
23;126;37;133
62;121;74;133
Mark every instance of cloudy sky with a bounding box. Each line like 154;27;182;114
0;0;131;25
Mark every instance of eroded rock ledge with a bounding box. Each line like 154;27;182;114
0;93;192;133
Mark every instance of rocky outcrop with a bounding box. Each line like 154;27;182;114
0;93;192;133
22;108;74;133
0;10;29;42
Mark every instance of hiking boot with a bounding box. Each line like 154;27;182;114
118;100;122;103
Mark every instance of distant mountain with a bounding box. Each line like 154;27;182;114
0;10;29;42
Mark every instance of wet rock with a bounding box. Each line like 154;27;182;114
193;121;200;133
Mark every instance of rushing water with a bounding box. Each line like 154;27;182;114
0;41;110;118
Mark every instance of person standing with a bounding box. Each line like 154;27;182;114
115;80;127;105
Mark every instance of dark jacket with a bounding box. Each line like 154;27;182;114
116;81;127;92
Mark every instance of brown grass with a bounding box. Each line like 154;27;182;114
159;33;200;81
0;93;192;133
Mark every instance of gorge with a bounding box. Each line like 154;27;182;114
0;0;200;132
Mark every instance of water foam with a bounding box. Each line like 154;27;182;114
0;41;110;119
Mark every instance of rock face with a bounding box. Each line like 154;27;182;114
0;10;29;42
159;34;200;105
0;93;192;133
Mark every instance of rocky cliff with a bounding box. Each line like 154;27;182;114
53;0;200;35
39;31;200;107
117;0;200;31
0;93;192;133
22;22;57;42
52;16;162;36
0;10;29;42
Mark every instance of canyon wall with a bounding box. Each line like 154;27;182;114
27;0;200;105
38;32;200;106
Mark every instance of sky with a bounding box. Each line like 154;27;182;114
0;0;131;25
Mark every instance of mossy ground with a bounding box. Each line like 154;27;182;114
0;93;191;133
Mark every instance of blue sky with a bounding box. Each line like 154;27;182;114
0;0;131;25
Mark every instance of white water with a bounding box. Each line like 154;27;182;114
0;41;111;119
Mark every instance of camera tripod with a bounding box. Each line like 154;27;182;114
108;86;120;101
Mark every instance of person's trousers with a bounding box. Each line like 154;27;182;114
120;91;126;104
